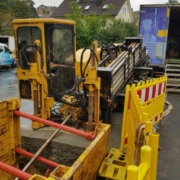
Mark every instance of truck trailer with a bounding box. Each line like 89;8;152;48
139;4;180;67
139;4;180;91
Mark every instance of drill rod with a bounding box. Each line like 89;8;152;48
14;113;72;180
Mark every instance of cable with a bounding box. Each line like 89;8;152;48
80;48;98;100
22;44;42;65
162;100;173;117
80;48;98;78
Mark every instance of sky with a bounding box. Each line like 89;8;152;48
33;0;168;11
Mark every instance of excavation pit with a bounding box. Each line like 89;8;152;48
20;127;89;176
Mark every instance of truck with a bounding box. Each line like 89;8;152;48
139;4;180;91
0;35;15;52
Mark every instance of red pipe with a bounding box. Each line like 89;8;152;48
0;161;32;180
13;110;95;140
44;169;50;177
15;148;59;168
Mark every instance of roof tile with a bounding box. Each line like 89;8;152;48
51;0;125;17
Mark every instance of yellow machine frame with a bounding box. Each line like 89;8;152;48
0;98;110;180
13;19;76;129
0;99;21;179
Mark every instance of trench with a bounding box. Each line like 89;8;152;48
19;136;85;176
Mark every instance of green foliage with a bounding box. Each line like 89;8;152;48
84;13;102;44
100;19;138;44
65;1;86;49
27;0;38;18
72;12;103;49
66;1;82;20
42;8;50;14
0;2;13;35
0;0;38;35
0;2;11;13
25;0;35;5
167;0;179;3
12;1;30;18
65;2;138;49
108;4;115;11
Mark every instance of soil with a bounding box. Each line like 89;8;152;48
20;136;85;176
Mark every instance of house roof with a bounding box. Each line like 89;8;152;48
36;8;43;15
36;4;56;9
51;0;126;17
36;4;57;17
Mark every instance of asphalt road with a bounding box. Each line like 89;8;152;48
0;66;179;180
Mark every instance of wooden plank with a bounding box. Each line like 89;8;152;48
166;68;180;72
166;88;180;92
166;64;180;67
166;73;180;76
167;83;180;87
166;61;180;64
167;78;180;82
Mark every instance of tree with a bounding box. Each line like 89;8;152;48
11;1;30;19
100;19;138;45
0;2;12;35
65;1;87;49
42;8;50;14
25;0;38;18
65;2;138;49
0;0;38;35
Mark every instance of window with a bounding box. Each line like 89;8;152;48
45;24;75;94
17;27;42;69
102;5;108;10
4;46;12;54
84;5;90;10
0;45;3;53
46;26;74;66
123;7;126;14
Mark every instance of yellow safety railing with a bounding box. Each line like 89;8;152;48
98;76;167;180
133;76;167;124
120;76;167;152
0;99;21;180
119;76;167;180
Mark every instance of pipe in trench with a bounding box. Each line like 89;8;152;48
15;148;59;168
0;161;32;180
14;113;73;180
18;113;72;176
13;110;95;140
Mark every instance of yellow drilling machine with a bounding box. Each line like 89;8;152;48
0;18;167;180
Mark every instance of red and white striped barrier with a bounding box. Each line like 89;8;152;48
152;113;162;123
137;81;166;102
